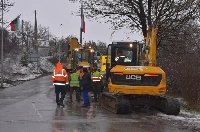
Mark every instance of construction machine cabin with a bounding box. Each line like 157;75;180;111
66;37;95;71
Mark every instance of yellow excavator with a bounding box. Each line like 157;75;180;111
99;24;180;115
66;37;95;71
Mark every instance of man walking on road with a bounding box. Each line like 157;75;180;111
52;62;69;107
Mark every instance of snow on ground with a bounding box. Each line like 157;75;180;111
155;110;200;130
40;57;55;72
2;56;55;87
2;83;13;88
150;98;200;129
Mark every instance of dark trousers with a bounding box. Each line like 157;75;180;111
93;81;101;101
82;90;90;105
70;86;81;102
55;85;66;104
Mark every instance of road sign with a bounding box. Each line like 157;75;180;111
28;54;40;62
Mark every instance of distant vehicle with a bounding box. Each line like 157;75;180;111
66;37;95;72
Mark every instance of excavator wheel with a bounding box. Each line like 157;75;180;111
158;95;180;115
99;92;130;114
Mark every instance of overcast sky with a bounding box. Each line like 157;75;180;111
6;0;143;44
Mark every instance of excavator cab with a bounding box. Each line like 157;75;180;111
105;42;138;81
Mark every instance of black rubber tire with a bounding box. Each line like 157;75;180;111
164;97;180;115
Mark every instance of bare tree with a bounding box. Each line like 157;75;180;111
37;25;49;41
0;28;12;52
69;0;199;40
15;20;50;53
0;0;14;24
0;1;15;55
21;21;34;52
157;22;200;109
96;41;107;55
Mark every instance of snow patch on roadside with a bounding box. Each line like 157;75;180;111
156;110;200;130
2;56;55;87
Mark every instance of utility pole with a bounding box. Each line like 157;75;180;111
21;20;24;50
34;10;39;74
80;3;84;62
0;0;13;88
59;24;62;62
80;3;83;45
80;28;82;45
34;10;38;54
1;0;3;87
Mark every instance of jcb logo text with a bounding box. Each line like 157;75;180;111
126;75;141;80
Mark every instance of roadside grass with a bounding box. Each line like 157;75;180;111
179;97;200;114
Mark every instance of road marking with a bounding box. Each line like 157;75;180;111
32;101;43;119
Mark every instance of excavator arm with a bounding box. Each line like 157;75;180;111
144;24;158;66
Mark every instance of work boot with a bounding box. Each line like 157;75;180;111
59;102;65;107
92;99;98;102
81;104;90;107
81;104;87;107
76;98;81;102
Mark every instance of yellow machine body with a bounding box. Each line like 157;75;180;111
66;37;81;70
108;65;166;95
101;55;107;72
78;61;90;68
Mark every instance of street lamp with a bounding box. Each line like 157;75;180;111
1;0;4;87
59;24;62;62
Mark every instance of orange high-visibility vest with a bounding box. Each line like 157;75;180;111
52;69;69;85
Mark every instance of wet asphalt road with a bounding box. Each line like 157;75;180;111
0;75;199;132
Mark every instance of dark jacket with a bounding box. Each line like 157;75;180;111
80;72;92;91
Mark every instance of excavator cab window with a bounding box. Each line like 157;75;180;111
114;48;132;63
105;42;137;82
76;50;89;62
111;47;137;67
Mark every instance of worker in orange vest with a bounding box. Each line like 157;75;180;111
52;62;69;107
